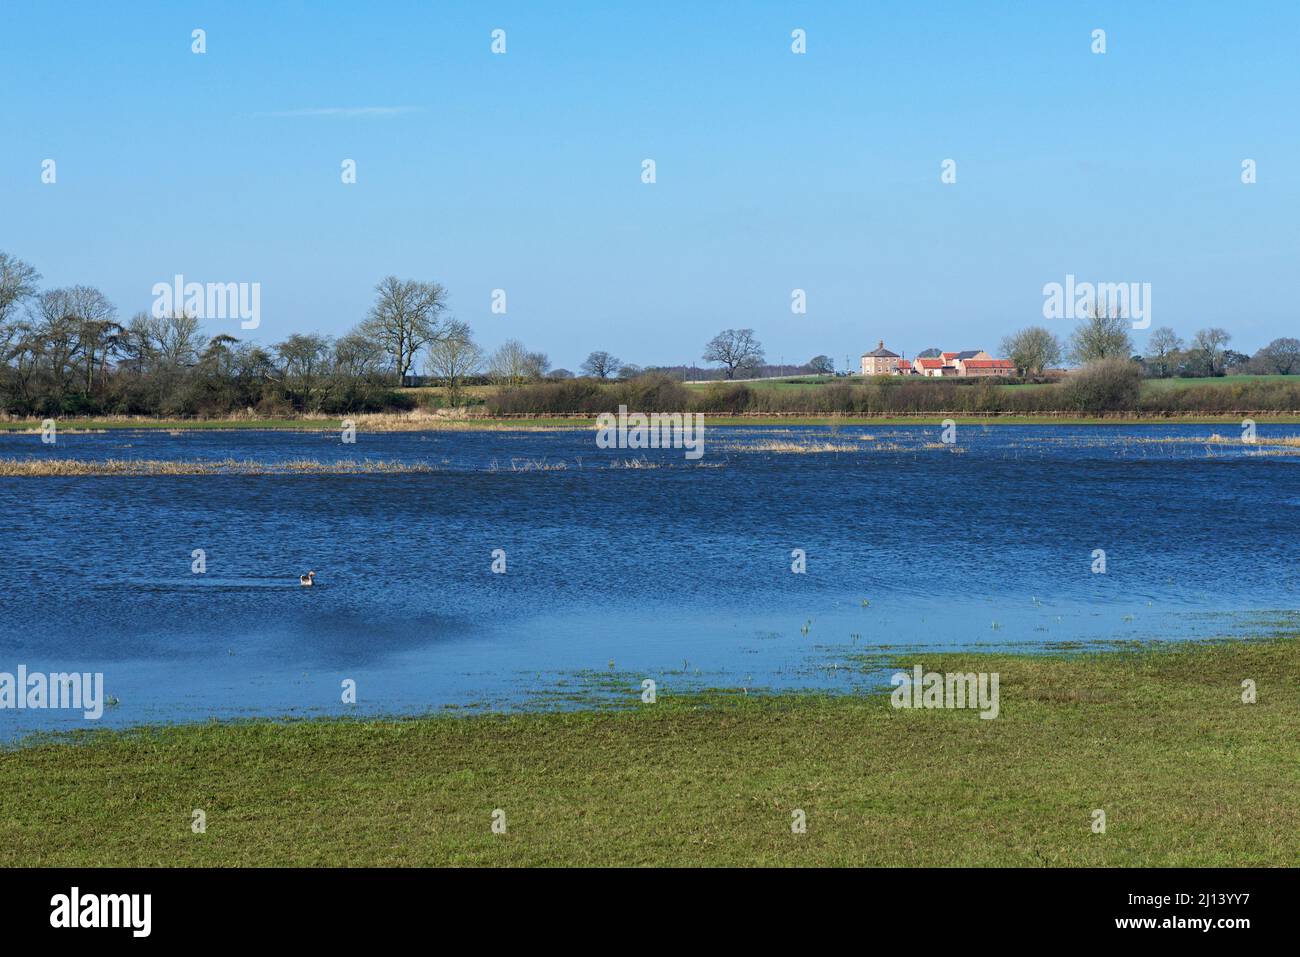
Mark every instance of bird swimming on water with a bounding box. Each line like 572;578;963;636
299;571;316;587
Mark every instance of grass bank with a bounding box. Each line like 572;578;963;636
1;638;1295;866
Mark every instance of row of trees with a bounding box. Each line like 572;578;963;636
694;315;1297;385
575;330;773;382
4;245;1295;418
1139;328;1298;378
1000;307;1298;379
0;250;568;414
998;308;1134;376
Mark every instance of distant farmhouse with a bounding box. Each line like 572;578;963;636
860;342;1014;378
860;341;902;375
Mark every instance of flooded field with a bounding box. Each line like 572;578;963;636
1;423;1296;737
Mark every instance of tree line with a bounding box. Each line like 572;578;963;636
0;251;557;416
3;248;1294;418
1000;307;1298;379
0;249;794;416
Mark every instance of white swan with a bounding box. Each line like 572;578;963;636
299;571;316;587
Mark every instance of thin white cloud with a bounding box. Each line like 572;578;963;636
253;106;420;118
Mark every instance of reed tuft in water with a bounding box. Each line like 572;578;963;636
0;457;439;477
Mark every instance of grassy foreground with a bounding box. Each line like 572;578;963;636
2;639;1296;867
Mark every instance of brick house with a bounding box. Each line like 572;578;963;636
960;359;1015;377
860;341;901;376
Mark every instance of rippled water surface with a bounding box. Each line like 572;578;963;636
1;423;1297;736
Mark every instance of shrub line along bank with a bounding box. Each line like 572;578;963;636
484;367;1300;416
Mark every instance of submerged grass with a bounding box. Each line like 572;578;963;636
720;436;965;454
1;638;1295;866
1132;432;1300;447
723;439;865;453
0;457;437;476
0;413;592;433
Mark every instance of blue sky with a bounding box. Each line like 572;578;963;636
2;1;1296;370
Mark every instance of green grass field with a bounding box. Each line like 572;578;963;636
685;375;839;391
1141;374;1291;391
1002;374;1294;395
2;638;1295;866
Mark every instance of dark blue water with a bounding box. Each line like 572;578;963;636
1;424;1296;737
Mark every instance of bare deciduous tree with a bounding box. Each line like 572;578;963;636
1257;337;1300;375
1191;327;1232;376
330;332;389;411
65;286;119;393
488;339;536;388
275;333;332;410
0;252;41;325
580;350;621;379
138;310;205;368
360;276;451;384
703;328;765;379
524;350;549;380
425;320;483;407
1068;303;1133;365
1145;327;1184;378
31;289;82;398
1000;326;1062;376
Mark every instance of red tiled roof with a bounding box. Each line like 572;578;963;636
898;359;912;369
916;358;945;368
964;359;1014;369
940;352;958;360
